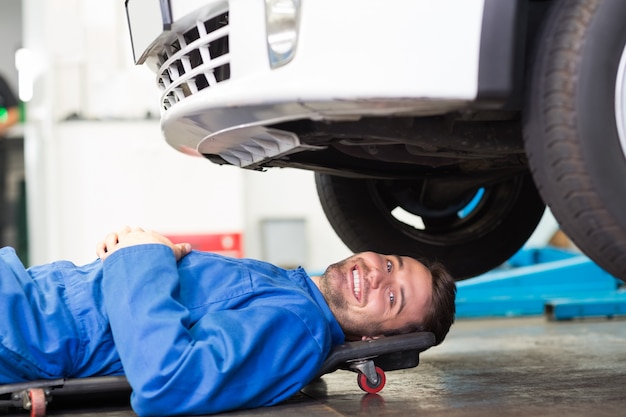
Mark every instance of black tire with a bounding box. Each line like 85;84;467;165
524;0;626;281
315;173;545;280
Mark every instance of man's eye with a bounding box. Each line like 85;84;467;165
389;291;396;306
386;260;392;272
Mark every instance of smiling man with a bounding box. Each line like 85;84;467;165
313;252;443;341
0;227;456;416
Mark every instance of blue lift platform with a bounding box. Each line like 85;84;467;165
456;247;626;321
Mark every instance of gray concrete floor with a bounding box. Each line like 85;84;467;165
7;316;626;416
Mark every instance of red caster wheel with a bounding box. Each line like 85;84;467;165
357;366;386;394
28;388;47;417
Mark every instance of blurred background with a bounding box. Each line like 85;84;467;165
0;0;557;271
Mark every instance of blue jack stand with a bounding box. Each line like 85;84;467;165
456;247;625;320
545;293;626;321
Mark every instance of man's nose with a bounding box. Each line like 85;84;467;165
369;267;386;289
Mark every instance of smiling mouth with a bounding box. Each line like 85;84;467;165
352;267;361;301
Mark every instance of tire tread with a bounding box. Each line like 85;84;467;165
524;0;626;279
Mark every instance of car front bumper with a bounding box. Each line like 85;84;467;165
127;0;488;167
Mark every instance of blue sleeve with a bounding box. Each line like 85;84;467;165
102;244;330;416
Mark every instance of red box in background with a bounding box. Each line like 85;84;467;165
164;232;243;258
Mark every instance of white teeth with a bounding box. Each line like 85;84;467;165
352;268;361;298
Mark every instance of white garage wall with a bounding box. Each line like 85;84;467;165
26;120;245;265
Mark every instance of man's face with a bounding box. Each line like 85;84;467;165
318;252;433;339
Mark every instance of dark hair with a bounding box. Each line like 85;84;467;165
384;259;456;345
420;261;456;345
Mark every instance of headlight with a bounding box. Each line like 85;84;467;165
265;0;301;68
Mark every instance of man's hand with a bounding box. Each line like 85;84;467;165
96;226;192;261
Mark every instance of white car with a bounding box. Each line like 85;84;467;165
126;0;626;281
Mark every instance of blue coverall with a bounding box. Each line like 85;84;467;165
0;244;345;416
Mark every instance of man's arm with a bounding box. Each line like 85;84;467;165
101;241;330;416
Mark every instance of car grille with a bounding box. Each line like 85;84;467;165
156;10;230;111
